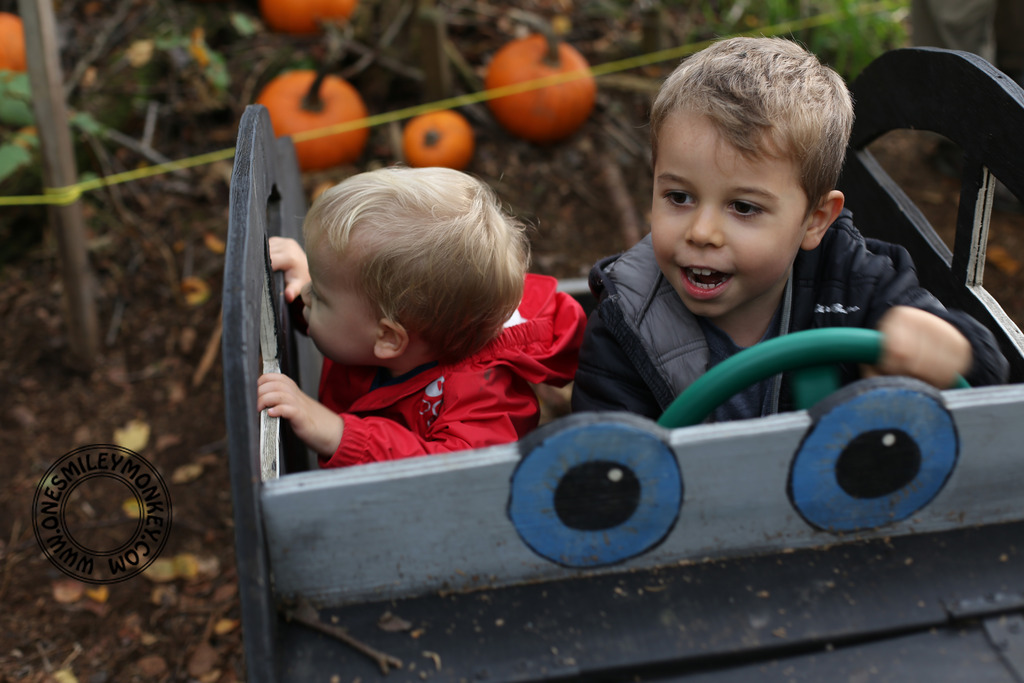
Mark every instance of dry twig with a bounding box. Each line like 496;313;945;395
192;308;223;388
599;148;644;247
285;600;404;674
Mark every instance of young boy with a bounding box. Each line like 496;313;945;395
572;37;1008;421
258;166;586;466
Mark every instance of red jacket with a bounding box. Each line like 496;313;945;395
317;273;586;467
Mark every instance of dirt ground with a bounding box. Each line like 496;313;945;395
2;1;1024;682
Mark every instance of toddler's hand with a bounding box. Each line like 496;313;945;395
863;306;972;389
268;236;310;303
257;372;344;455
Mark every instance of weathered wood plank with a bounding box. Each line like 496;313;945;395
262;384;1024;606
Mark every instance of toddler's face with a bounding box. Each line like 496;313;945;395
651;110;824;347
301;239;382;366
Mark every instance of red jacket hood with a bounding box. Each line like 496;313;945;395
450;273;586;387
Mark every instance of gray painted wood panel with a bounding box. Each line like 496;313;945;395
261;384;1024;607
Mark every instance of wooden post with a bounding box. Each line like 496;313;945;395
416;0;451;103
641;1;668;55
18;0;100;369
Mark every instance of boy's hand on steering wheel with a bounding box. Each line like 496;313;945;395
864;306;972;389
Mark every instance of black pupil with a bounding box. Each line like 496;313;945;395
835;429;921;499
554;460;641;531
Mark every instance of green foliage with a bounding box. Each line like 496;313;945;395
0;140;32;182
705;0;910;80
0;72;35;186
0;71;34;128
153;31;232;95
229;11;260;37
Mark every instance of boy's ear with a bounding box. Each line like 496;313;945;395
801;190;845;251
374;319;409;360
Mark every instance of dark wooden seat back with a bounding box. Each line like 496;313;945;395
222;104;316;682
839;47;1024;380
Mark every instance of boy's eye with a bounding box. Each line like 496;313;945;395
732;200;761;216
665;190;693;206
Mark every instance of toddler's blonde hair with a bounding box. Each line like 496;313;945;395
304;166;530;363
650;36;854;211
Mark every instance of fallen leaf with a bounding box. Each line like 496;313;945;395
181;276;211;306
143;558;179;583
50;669;78;683
135;655;167;678
195;554;221;580
85;585;109;603
203;232;226;254
187;641;219;677
378;611;412;632
189;27;211;68
171;462;204;484
422;650;442;671
113;419;150;452
167;381;187;404
174;553;200;581
122;498;141;518
212;582;237;603
79;600;109;618
179;326;197;353
156;433;183;451
125;40;154;68
80;66;97;89
52;579;85;604
150;584;178;606
987;244;1021;276
11;405;36;429
214;618;239;635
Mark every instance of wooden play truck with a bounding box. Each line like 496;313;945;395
222;47;1024;682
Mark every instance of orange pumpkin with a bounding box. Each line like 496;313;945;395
259;0;357;34
484;33;596;144
256;70;369;171
0;12;27;73
402;110;475;170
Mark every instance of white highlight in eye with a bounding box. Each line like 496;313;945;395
882;432;896;447
607;467;624;483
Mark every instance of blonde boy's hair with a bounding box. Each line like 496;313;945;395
303;166;530;363
650;36;854;210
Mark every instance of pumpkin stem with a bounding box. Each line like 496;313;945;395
302;70;329;113
303;21;351;113
540;28;561;66
507;9;561;66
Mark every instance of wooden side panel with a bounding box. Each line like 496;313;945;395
223;105;280;682
262;384;1024;606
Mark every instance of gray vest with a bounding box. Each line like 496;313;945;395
601;235;790;414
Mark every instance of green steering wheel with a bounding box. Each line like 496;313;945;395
656;327;970;429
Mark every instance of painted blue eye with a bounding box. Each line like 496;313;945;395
508;414;683;568
789;378;958;532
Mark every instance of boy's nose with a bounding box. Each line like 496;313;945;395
687;208;724;247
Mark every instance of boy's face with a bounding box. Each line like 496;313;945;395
301;237;382;366
651;111;827;347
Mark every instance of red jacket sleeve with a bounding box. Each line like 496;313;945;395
319;366;539;468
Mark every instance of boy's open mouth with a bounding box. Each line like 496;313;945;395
685;267;730;290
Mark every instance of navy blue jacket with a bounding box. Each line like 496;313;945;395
571;210;1009;420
